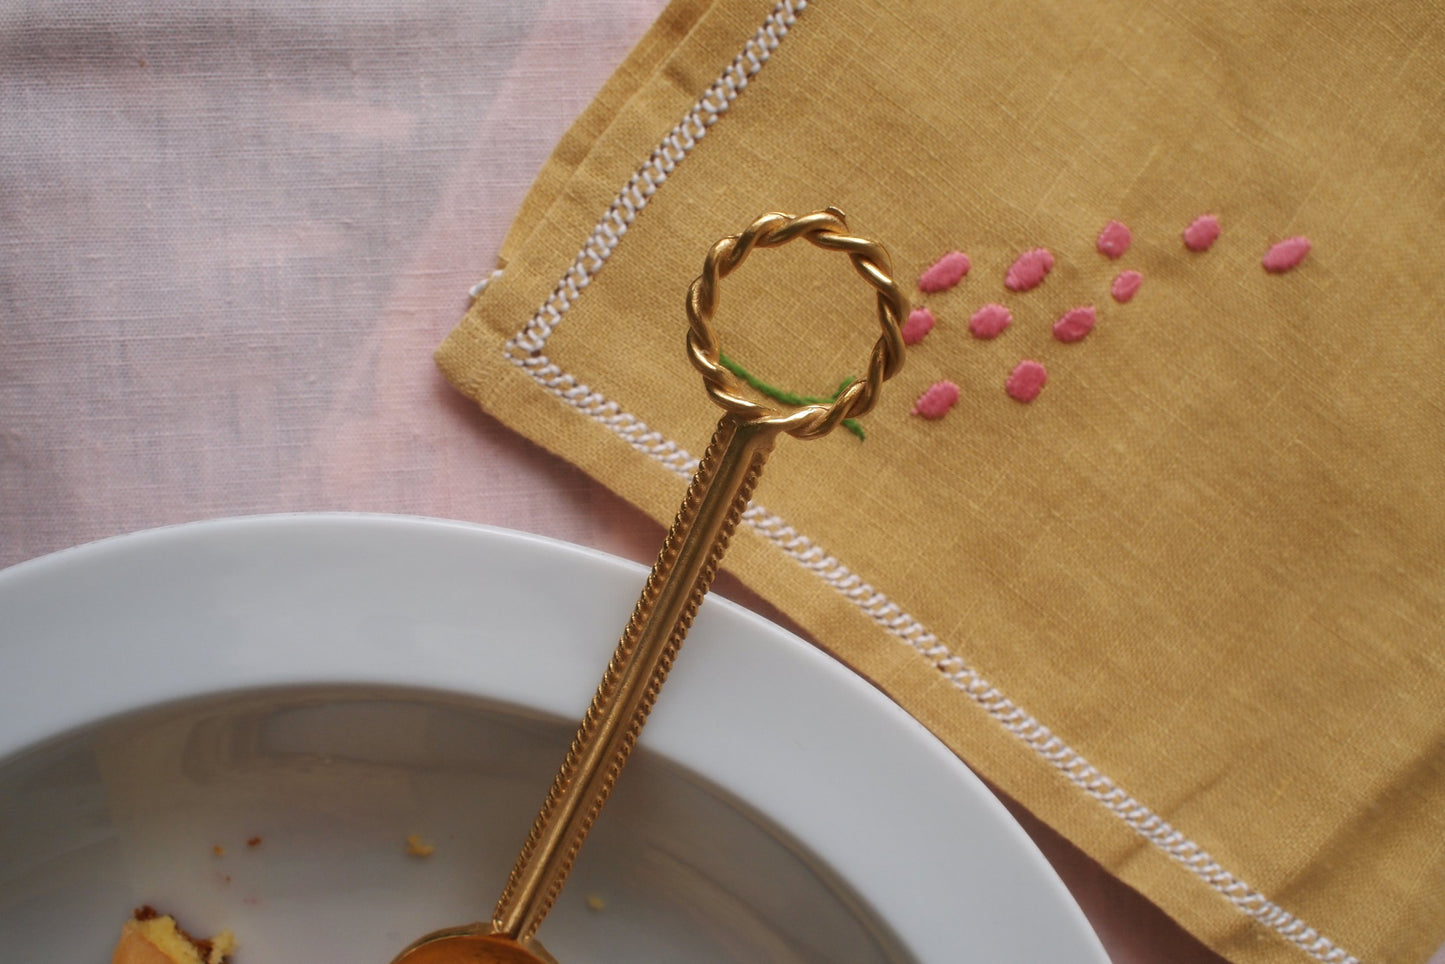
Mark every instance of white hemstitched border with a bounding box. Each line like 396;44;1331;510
482;0;1363;960
469;268;505;301
501;0;803;366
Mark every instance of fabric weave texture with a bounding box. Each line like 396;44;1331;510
438;2;1445;962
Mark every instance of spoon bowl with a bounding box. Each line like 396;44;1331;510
393;929;557;964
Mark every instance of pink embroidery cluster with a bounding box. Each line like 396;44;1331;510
918;250;970;292
1183;214;1220;252
1098;220;1143;304
1005;248;1054;292
1263;236;1311;272
905;215;1312;420
911;380;960;419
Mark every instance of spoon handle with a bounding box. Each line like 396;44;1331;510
492;413;779;941
488;208;907;946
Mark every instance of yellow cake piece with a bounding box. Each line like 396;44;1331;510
112;907;235;964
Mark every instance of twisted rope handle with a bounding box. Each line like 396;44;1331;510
685;208;909;439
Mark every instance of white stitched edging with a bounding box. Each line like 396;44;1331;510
468;268;506;301
501;0;804;366
481;0;1365;960
739;511;1362;964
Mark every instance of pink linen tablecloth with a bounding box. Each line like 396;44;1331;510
1;4;1435;963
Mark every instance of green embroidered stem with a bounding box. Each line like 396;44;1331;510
718;353;865;440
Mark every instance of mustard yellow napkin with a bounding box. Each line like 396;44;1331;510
438;2;1445;961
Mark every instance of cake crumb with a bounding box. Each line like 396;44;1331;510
115;906;236;964
585;894;606;912
211;845;226;858
246;836;263;848
405;834;435;857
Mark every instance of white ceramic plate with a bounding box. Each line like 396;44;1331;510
0;514;1108;962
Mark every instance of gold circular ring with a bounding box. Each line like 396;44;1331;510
685;208;908;440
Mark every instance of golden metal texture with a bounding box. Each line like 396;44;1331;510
390;209;906;964
492;412;775;942
686;207;908;439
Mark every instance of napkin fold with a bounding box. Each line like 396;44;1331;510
437;1;1445;961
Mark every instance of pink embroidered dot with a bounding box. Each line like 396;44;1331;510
1111;270;1143;303
1262;236;1311;273
1004;248;1055;292
968;303;1012;339
1096;220;1132;259
901;307;937;346
1183;214;1221;252
1006;360;1047;402
912;380;959;419
918;250;971;292
1053;305;1096;343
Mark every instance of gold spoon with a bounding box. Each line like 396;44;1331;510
390;208;907;964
